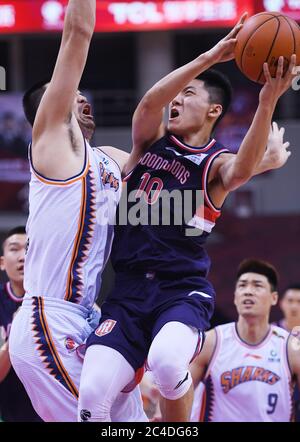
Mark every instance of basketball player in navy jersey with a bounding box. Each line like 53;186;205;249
79;11;297;421
0;227;42;421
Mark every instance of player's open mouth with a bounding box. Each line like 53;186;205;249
242;299;255;305
170;108;179;119
82;104;94;119
17;265;24;272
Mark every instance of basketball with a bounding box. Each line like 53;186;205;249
235;12;300;84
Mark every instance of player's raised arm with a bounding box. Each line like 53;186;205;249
216;55;296;193
123;14;247;175
33;0;95;139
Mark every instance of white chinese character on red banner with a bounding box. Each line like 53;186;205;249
0;5;15;27
263;0;285;11
41;0;64;27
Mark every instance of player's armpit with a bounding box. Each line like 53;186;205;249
216;152;253;192
190;329;216;388
206;153;236;208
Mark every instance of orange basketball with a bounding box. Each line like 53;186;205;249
235;12;300;84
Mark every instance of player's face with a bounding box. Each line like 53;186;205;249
234;272;278;318
0;234;26;284
280;289;300;323
167;80;220;137
73;91;96;141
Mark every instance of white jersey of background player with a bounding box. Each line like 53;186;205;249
191;259;300;422
9;0;146;422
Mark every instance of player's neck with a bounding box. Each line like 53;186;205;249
284;317;300;332
237;316;270;345
9;280;25;298
181;126;213;147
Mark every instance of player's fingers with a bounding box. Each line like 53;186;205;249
226;24;243;39
227;13;247;38
283;141;290;150
276;56;284;79
286;150;292;159
289;54;297;75
272;121;279;133
263;62;272;83
237;12;248;26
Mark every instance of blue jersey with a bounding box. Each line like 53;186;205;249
0;282;42;422
111;133;229;277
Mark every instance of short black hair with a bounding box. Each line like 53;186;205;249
1;226;26;255
23;80;49;126
195;69;232;130
281;283;300;298
236;258;278;292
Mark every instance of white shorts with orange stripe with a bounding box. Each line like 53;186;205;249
9;296;147;422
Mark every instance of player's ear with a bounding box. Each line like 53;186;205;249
208;104;222;119
233;289;238;307
0;255;5;272
271;291;279;306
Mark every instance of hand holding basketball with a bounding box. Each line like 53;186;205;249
235;12;300;84
206;13;247;63
259;54;297;106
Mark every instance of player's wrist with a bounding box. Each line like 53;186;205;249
258;98;276;112
200;50;217;67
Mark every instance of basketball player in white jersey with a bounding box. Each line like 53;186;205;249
276;284;300;332
190;259;300;422
8;0;146;422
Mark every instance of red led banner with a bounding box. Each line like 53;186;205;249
255;0;300;21
0;0;254;34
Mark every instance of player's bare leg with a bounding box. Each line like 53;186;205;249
162;384;194;422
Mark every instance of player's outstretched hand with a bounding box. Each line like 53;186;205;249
265;121;291;169
259;54;297;106
206;12;247;63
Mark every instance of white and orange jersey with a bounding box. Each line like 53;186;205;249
193;322;294;422
24;140;122;310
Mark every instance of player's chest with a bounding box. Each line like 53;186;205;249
131;146;208;189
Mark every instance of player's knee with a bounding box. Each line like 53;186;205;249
148;349;191;400
79;371;114;422
79;379;113;422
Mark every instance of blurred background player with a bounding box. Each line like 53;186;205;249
274;284;300;422
276;284;300;332
8;0;146;422
79;11;297;421
0;226;42;422
190;259;300;422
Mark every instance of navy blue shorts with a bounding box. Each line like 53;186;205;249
87;271;215;371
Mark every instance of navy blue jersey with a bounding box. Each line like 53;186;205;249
111;133;229;277
0;282;42;422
